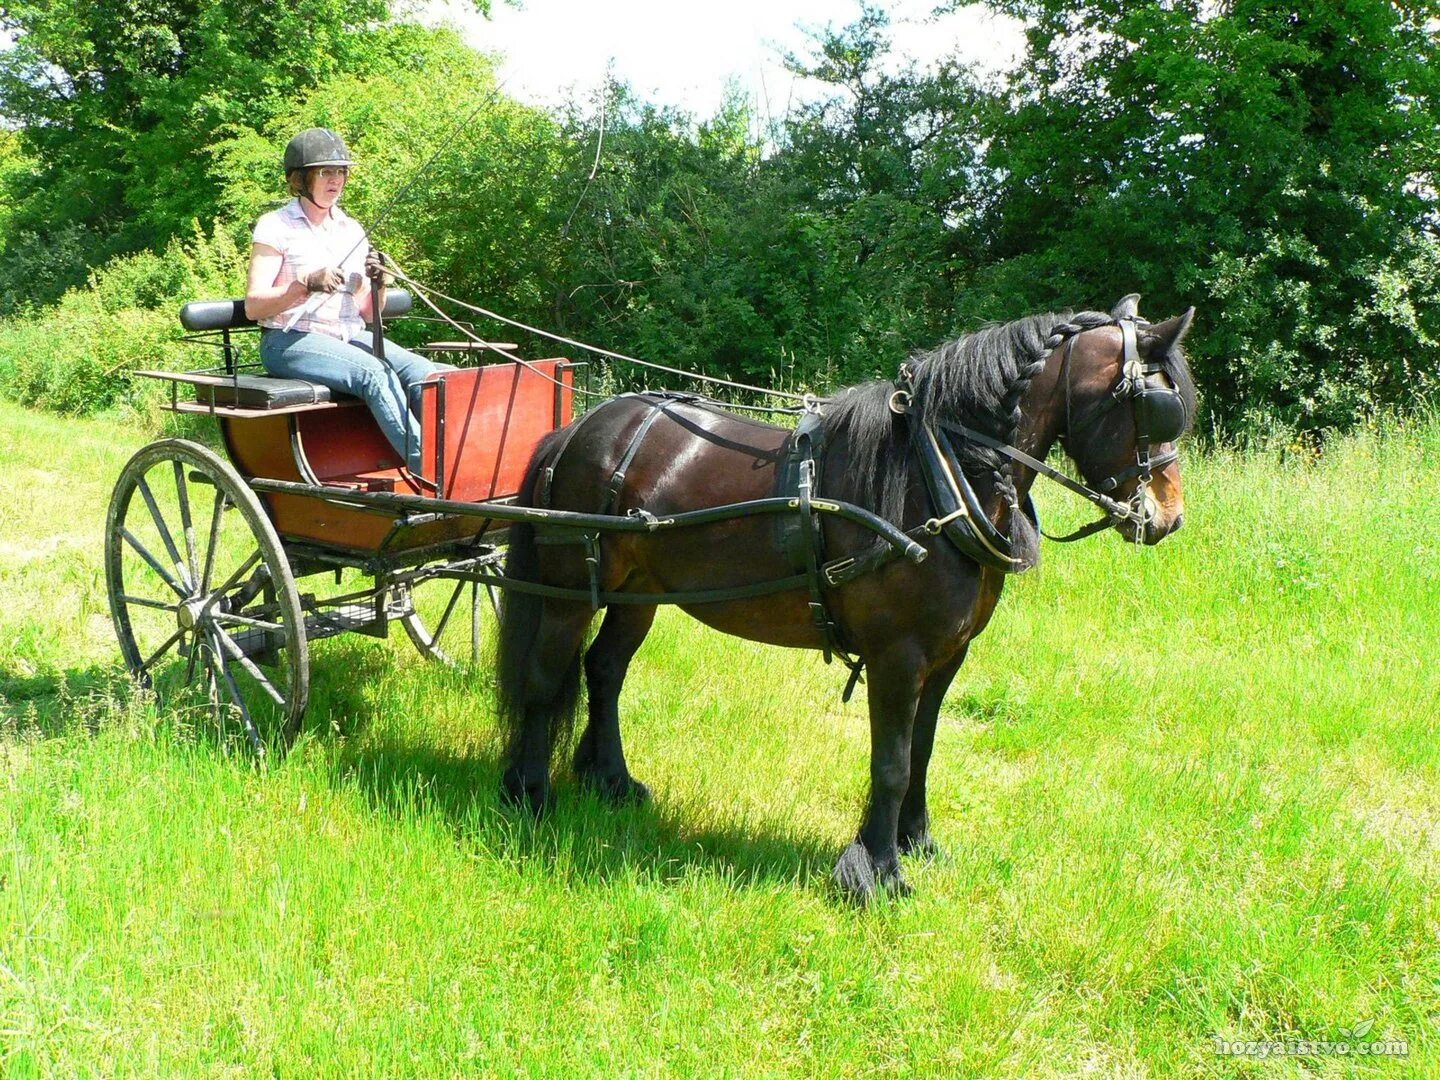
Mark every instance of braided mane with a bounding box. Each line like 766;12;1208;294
820;310;1114;541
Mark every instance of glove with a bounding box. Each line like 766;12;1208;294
302;266;345;293
364;248;393;286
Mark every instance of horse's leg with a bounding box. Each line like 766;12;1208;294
897;648;967;860
499;600;593;817
833;652;922;904
575;604;657;804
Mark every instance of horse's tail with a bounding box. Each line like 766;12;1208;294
494;427;586;763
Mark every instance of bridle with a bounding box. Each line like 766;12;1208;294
935;314;1189;545
1062;317;1188;496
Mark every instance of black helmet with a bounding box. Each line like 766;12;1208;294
283;128;353;172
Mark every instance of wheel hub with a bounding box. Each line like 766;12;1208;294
177;597;208;631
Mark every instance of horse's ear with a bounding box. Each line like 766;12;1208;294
1143;307;1196;355
1111;294;1142;321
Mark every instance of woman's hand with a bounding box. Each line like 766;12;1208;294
303;267;346;293
364;248;393;286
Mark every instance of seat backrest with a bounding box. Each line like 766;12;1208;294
179;289;413;332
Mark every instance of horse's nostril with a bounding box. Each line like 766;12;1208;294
1172;513;1185;532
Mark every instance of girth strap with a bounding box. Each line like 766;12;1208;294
787;416;867;700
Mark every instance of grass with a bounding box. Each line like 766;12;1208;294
2;398;1438;1077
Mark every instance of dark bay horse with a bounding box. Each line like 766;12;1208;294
495;299;1197;903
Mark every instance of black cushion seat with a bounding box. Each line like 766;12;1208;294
176;291;415;409
195;374;340;410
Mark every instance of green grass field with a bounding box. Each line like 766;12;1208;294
2;398;1437;1077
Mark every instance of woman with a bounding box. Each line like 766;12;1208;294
244;127;450;475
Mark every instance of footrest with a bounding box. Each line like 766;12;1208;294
305;599;390;641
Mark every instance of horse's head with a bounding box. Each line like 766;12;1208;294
1055;297;1197;545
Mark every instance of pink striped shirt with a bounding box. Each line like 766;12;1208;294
252;199;369;341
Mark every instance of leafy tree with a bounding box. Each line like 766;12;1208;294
960;0;1440;430
553;9;994;394
778;4;992;376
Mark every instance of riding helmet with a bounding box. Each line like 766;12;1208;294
283;128;354;173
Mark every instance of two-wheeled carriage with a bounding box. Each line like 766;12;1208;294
106;291;923;753
104;290;584;751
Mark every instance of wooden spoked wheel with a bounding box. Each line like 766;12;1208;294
105;439;309;754
400;573;496;668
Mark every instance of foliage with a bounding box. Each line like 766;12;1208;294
3;0;1440;435
958;0;1440;430
0;225;245;414
554;9;992;392
0;0;489;311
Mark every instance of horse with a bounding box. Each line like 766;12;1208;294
493;296;1197;903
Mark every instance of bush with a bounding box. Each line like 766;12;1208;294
0;223;247;415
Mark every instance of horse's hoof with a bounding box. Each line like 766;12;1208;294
898;830;941;862
607;776;651;805
580;770;651;806
832;842;878;906
500;766;552;818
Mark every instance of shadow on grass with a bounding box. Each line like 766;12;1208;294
4;646;838;893
337;735;839;893
0;661;135;730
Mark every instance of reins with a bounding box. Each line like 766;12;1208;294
386;261;819;415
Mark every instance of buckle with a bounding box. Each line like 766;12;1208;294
823;558;856;586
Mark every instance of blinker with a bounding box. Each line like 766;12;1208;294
1134;372;1188;446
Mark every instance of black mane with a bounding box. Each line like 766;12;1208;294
820;310;1115;536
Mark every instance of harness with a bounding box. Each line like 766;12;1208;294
520;318;1186;700
777;410;867;698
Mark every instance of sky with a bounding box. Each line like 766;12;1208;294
426;0;1026;120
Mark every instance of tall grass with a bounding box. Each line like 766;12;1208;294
2;400;1436;1076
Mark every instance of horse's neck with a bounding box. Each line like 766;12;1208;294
1009;364;1067;501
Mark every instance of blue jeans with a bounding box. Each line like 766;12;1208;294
259;329;453;472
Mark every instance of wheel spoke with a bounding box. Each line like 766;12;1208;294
212;610;284;633
185;631;200;686
210;631;265;755
212;625;288;706
122;528;190;599
201;488;227;595
136;476;192;591
137;627;185;677
204;646;223;729
470;581;480;666
173;461;200;591
204;550;263;614
431;578;466;644
120;593;180;613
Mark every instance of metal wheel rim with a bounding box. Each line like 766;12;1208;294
400;573;497;667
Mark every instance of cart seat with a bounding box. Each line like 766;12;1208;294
198;374;344;410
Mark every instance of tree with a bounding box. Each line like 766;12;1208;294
961;0;1440;430
553;9;995;394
